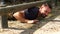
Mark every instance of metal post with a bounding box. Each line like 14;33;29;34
1;14;8;28
51;0;57;8
55;0;57;6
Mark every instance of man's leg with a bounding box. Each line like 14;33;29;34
13;11;39;24
13;11;26;22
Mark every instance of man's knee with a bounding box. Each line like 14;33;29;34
13;12;20;18
13;11;24;18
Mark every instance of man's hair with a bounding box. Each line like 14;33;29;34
41;2;52;9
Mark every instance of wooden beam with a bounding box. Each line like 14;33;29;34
0;0;49;15
0;14;8;28
1;14;8;28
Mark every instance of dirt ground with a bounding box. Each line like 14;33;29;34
0;6;60;34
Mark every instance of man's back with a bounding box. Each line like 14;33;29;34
24;7;39;20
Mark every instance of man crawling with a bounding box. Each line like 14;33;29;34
12;3;52;24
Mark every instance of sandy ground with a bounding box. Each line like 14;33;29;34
0;7;60;34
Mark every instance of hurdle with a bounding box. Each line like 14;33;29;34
0;0;51;28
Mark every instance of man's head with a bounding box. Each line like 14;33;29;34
39;3;52;17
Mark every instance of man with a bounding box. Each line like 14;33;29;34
13;3;52;24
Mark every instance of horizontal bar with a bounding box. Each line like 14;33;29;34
0;0;50;15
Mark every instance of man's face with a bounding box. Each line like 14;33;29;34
39;4;51;15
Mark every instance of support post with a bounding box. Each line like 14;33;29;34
0;14;8;28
